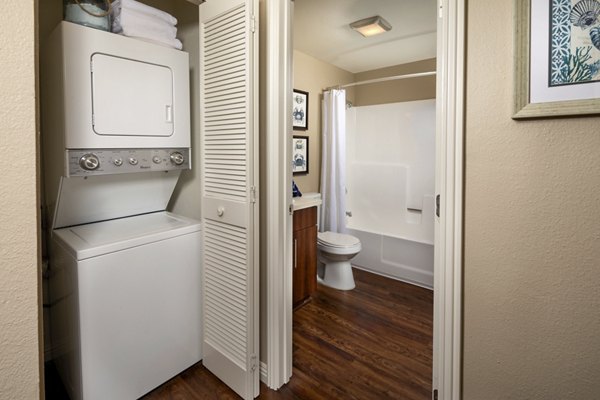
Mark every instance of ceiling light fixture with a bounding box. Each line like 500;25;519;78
349;16;392;37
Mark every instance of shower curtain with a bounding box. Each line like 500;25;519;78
320;89;347;233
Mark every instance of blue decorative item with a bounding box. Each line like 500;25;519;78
551;0;572;85
292;180;302;197
591;26;600;49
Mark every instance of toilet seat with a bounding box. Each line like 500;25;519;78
317;231;361;253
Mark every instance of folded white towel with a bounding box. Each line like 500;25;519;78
113;8;178;39
112;0;178;26
118;32;183;50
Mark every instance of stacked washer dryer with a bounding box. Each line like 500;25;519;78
41;22;202;400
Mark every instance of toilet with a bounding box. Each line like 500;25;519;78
317;231;362;290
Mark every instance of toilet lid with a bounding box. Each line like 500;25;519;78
317;231;360;248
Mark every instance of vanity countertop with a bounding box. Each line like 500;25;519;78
292;196;322;211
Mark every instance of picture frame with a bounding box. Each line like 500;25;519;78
514;0;600;119
292;89;309;130
292;136;309;175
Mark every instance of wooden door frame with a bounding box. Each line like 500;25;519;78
264;0;465;398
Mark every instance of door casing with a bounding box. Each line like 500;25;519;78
263;1;465;399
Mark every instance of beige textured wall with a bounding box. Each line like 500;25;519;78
167;0;202;220
292;50;354;193
0;0;42;399
354;58;436;106
463;2;600;399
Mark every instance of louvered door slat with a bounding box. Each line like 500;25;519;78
205;86;245;100
205;10;244;31
205;81;244;95
205;93;245;106
206;54;246;73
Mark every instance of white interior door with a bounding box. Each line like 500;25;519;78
199;0;259;399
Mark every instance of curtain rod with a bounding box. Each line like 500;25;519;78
324;71;436;91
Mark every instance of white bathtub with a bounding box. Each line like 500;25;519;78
345;193;435;289
345;100;436;289
347;227;434;289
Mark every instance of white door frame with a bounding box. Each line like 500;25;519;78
264;0;294;389
264;0;465;397
433;0;464;398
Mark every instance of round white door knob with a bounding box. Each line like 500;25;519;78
217;207;225;217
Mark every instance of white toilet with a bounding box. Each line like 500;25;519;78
317;231;362;290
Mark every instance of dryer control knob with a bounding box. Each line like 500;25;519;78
79;154;100;171
170;152;184;165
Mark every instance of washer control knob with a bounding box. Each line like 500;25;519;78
113;157;123;167
152;156;162;164
128;157;138;166
170;151;184;165
79;154;100;171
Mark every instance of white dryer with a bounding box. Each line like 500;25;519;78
41;22;202;400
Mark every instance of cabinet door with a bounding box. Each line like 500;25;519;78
303;225;318;296
292;229;305;306
293;225;317;306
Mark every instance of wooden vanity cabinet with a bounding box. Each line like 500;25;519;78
293;206;318;308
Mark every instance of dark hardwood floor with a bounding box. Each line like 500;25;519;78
46;268;433;399
143;268;433;400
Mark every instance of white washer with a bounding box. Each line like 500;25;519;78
50;211;202;400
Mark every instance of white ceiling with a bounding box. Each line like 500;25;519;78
293;0;437;73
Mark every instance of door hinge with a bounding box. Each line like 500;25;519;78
250;14;257;33
250;185;257;204
438;0;443;18
436;194;440;218
250;354;257;372
433;389;439;400
289;204;294;215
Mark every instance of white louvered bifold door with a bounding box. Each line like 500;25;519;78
199;0;259;399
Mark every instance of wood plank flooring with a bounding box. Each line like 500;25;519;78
45;268;433;399
143;268;433;400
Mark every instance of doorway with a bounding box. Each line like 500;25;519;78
264;0;465;398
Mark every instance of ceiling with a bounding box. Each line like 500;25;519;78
293;0;437;73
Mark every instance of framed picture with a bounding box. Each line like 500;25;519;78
292;136;309;175
292;89;309;130
514;0;600;119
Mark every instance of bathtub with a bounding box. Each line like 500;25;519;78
347;227;434;289
344;100;436;289
346;194;435;289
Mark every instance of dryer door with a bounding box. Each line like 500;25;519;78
91;54;174;137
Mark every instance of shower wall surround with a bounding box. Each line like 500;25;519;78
346;99;436;288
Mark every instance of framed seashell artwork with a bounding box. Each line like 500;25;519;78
514;0;600;118
292;89;309;130
292;136;309;175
